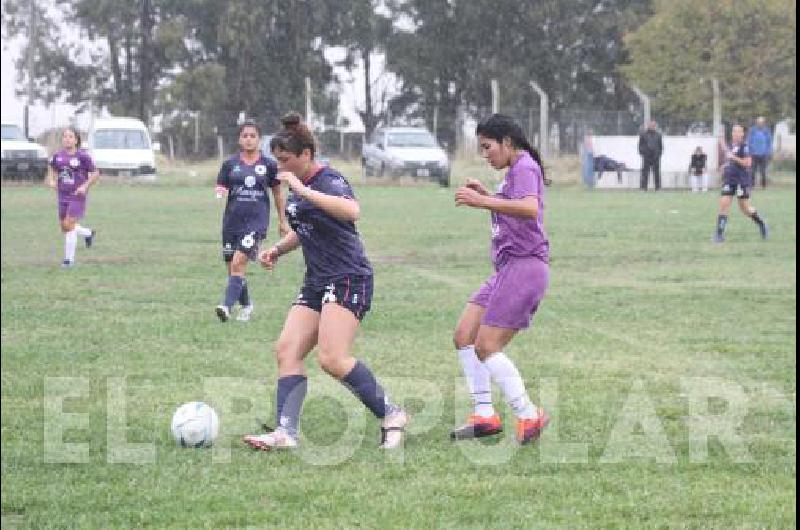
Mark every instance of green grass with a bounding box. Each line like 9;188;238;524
1;161;796;529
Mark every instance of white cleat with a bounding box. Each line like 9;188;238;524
236;304;254;322
379;408;409;449
215;305;230;322
243;429;298;451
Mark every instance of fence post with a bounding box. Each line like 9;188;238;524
631;85;651;129
529;81;549;159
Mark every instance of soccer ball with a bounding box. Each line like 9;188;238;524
170;402;220;448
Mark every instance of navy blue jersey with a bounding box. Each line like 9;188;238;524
217;154;278;234
722;141;751;184
286;167;373;286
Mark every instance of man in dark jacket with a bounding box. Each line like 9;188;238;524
638;121;663;190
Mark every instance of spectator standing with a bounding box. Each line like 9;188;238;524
747;116;772;188
638;121;663;191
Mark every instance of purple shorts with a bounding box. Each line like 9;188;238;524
469;256;549;330
58;197;86;220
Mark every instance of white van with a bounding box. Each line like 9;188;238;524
88;117;157;178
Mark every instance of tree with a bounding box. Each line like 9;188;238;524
621;0;796;125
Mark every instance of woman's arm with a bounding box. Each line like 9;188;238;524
455;186;538;219
75;169;100;196
271;184;291;236
278;171;360;223
259;230;300;270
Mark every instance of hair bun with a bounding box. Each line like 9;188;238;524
281;111;303;130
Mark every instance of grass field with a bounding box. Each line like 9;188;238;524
1;160;796;529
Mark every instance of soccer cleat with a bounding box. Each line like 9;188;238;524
379;408;408;449
85;230;95;248
450;414;503;440
243;428;298;451
61;259;74;269
215;305;230;322
516;408;550;445
236;304;254;322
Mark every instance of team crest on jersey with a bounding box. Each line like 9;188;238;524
244;175;256;188
69;157;80;168
254;164;267;176
233;165;241;173
287;203;298;218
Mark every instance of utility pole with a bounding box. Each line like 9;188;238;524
491;79;499;114
25;0;36;138
529;81;549;159
712;78;722;140
305;76;312;124
631;85;651;129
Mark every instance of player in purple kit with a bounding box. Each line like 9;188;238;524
214;121;288;322
713;124;769;243
47;126;99;268
451;114;550;445
243;112;407;450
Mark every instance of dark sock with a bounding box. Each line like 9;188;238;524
716;214;728;236
275;375;307;437
750;211;765;228
238;278;250;307
342;361;389;419
223;275;244;309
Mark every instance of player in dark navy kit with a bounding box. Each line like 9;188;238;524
47;126;99;268
243;112;407;451
214;121;288;322
713;124;769;243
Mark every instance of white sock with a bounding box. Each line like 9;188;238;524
483;352;537;420
75;224;92;238
64;230;77;262
457;345;495;417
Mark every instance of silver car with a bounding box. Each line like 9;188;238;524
362;127;450;187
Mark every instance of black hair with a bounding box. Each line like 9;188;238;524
238;120;261;137
269;111;316;158
476;113;545;179
63;126;82;149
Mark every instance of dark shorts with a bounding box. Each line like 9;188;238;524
293;275;373;321
58;197;86;220
720;178;752;199
222;231;265;262
469;257;549;330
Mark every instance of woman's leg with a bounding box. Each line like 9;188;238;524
217;250;248;321
244;305;318;449
738;197;768;239
453;303;497;420
715;195;733;241
60;215;77;265
317;302;407;447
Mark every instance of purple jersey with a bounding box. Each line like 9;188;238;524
490;152;549;265
286;167;372;286
217;154;278;234
50;149;95;196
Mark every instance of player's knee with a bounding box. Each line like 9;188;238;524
453;327;473;350
316;347;345;375
473;341;496;361
274;339;300;369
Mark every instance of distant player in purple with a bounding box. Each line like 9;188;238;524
452;114;550;445
713;124;769;243
214;121;288;322
47;126;99;268
243;112;407;451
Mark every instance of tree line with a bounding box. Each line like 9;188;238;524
3;0;795;155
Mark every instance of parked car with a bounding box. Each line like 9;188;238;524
362;127;450;187
87;117;157;178
260;133;329;167
1;122;48;180
687;122;712;137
